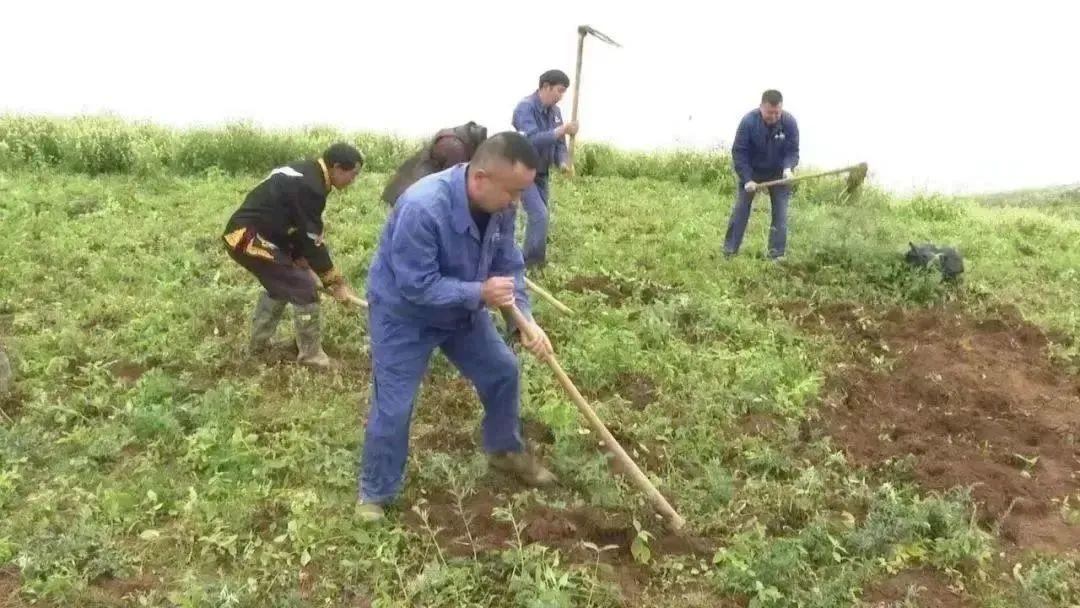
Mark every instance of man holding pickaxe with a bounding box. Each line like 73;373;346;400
356;132;557;522
512;69;578;269
222;143;364;369
723;89;801;260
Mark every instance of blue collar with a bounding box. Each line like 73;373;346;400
756;109;785;130
531;91;550;114
448;164;477;237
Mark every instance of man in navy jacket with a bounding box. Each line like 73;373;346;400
724;89;800;259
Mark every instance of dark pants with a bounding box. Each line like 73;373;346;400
226;247;319;305
723;183;792;258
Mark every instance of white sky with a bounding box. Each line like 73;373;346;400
2;0;1077;194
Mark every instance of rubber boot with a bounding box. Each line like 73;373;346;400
293;302;332;369
249;292;287;355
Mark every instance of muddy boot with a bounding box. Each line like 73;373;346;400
293;302;333;369
488;451;557;487
249;293;287;355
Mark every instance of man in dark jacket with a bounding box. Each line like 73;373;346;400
723;89;801;259
222;143;364;369
381;122;488;205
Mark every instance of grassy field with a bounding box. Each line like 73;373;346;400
1;118;1078;607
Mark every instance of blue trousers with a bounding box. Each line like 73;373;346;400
359;306;525;504
521;176;550;268
723;184;792;258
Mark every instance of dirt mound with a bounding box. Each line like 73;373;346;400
109;360;147;385
674;307;716;345
522;418;555;445
859;569;971;607
0;390;22;424
89;574;158;604
565;275;669;307
587;372;659;410
418;376;478;421
403;490;709;563
524;506;637;547
808;303;1080;553
566;275;635;306
612;373;658;410
415;418;553;455
415;427;473;453
0;567;26;608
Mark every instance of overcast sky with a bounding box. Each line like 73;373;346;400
3;0;1077;194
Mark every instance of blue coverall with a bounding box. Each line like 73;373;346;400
512;92;568;268
723;109;801;258
360;164;533;504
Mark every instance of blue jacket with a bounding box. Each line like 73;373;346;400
512;92;568;177
366;164;532;329
732;109;800;184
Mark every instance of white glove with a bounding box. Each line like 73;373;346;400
744;181;759;193
783;168;794;179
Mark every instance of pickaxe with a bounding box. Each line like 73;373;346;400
566;25;622;176
346;283;572;316
756;162;869;197
503;304;686;530
524;277;573;316
310;269;569;316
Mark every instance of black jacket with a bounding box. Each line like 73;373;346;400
223;159;339;282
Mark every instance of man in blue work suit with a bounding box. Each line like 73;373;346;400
512;69;579;268
723;89;801;259
357;132;557;521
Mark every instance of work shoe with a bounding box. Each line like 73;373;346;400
488;451;557;487
356;501;385;523
248;292;287;354
293;302;335;369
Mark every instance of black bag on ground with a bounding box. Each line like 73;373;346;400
905;242;964;281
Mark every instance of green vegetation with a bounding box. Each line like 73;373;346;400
1;116;1077;607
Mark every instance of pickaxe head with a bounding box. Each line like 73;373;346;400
844;162;869;195
577;25;622;48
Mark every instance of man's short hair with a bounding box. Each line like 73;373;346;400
761;89;784;106
539;69;571;89
472;132;539;171
322;142;364;170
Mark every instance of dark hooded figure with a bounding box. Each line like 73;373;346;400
381;122;488;205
